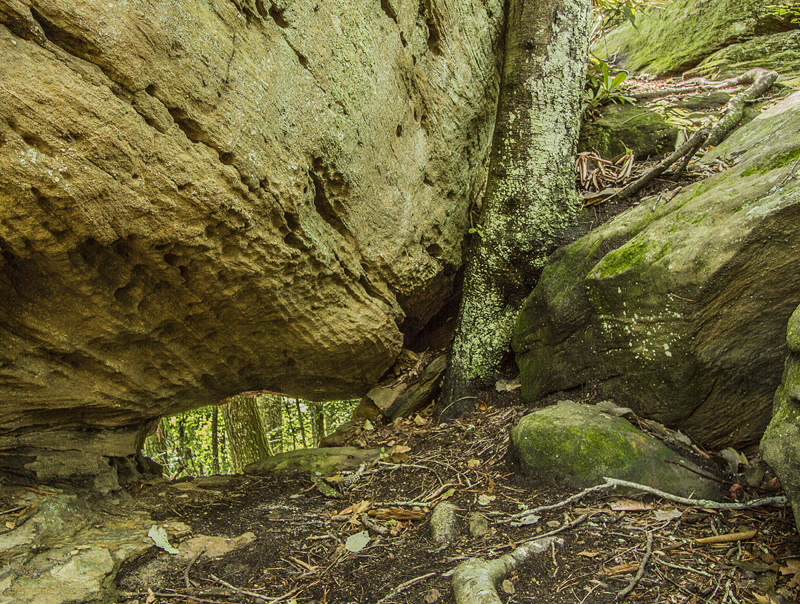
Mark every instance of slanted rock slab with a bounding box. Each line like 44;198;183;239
243;446;380;476
510;401;720;499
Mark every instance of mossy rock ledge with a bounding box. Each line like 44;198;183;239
761;304;800;532
513;91;800;448
510;401;719;499
244;446;380;476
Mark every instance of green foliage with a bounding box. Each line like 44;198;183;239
144;396;358;478
584;58;635;113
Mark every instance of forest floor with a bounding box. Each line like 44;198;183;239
116;389;799;604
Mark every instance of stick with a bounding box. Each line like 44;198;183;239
209;574;299;603
376;571;437;604
601;477;788;509
184;545;206;589
617;532;653;600
694;529;757;544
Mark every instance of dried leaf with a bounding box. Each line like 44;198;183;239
392;445;412;455
414;414;427;426
148;525;179;555
467;459;481;468
610;499;653;512
501;579;515;594
602;562;639;576
345;530;370;553
424;588;441;603
578;551;601;558
779;559;800;575
653;508;683;522
363;419;374;431
477;494;496;506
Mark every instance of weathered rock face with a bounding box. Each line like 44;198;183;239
595;0;798;75
513;90;800;448
761;304;800;531
0;0;504;456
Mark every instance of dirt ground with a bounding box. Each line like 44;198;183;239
116;391;799;604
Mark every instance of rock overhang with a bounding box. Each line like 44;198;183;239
0;0;505;460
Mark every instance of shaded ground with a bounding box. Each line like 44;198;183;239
117;391;799;604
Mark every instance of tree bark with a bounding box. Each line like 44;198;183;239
438;0;591;418
222;394;275;472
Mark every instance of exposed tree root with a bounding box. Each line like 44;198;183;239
615;68;779;202
452;536;561;604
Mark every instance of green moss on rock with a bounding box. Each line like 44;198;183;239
594;0;794;75
579;104;678;159
510;401;720;498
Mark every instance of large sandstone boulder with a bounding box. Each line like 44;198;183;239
761;304;800;531
513;90;800;448
0;0;504;460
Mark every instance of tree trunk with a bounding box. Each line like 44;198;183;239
438;0;591;419
222;394;274;473
211;406;220;475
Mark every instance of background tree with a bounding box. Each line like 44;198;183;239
438;0;591;418
222;393;278;473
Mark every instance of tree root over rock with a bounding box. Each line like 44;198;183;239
615;68;779;201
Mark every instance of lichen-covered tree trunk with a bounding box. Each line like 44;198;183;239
437;0;590;418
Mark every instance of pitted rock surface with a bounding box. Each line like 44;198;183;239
0;0;504;456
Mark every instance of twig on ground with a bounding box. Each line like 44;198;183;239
616;532;653;600
601;477;788;509
184;545;206;589
209;574;299;603
376;571;437;604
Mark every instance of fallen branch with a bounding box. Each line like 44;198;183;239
616;532;653;600
601;477;788;509
615;68;778;202
209;574;299;603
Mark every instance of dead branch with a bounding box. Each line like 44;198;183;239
616;532;653;600
376;571;437;604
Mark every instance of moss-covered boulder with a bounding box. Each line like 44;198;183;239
579;104;679;159
594;0;797;75
686;30;800;88
761;304;800;531
511;401;719;498
513;91;800;448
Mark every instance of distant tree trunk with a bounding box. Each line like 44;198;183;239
437;0;591;419
211;406;220;475
222;394;274;473
256;394;283;453
295;400;308;448
310;401;325;446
